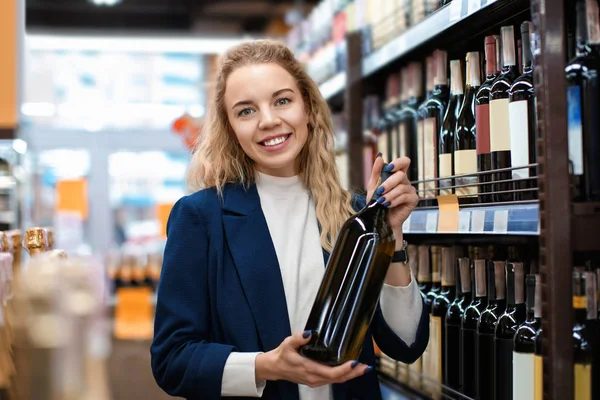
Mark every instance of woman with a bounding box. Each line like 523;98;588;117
151;40;429;400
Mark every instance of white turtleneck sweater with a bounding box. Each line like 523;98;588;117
220;172;423;399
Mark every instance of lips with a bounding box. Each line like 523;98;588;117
259;133;292;147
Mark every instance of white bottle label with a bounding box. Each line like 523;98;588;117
423;118;437;198
489;98;511;152
567;85;584;175
454;149;478;196
378;132;389;162
438;153;453;195
513;351;535;400
508;100;531;178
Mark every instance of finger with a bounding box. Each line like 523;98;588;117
339;363;371;383
376;183;415;206
366;153;385;201
386;192;420;209
385;157;411;174
374;170;407;199
305;359;367;383
286;330;313;349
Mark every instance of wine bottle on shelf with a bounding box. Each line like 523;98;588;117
407;245;423;391
490;26;520;202
461;256;488;397
426;246;442;308
418;56;435;203
421;245;439;396
377;75;400;162
534;297;543;400
445;256;471;392
572;269;593;400
24;228;47;257
494;260;526;400
418;50;450;204
455;51;482;203
396;62;423;182
476;35;501;203
418;244;433;300
513;274;541;400
477;258;507;400
566;0;600;202
300;165;396;365
509;21;537;201
439;59;464;195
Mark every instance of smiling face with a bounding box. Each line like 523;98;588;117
224;63;310;177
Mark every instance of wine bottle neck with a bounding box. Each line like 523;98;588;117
474;260;487;298
501;26;517;67
450;60;464;95
525;274;536;319
521;22;534;69
466;52;482;88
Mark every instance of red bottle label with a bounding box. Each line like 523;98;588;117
476;104;490;155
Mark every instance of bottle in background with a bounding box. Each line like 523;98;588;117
490;26;520;202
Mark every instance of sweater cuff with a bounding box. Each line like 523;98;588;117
221;352;266;397
379;270;423;346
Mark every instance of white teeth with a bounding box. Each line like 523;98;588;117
263;135;287;146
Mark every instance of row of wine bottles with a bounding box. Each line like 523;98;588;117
106;247;162;292
371;21;537;205
0;226;71;398
377;244;600;400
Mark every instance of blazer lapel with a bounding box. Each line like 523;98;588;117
221;183;292;352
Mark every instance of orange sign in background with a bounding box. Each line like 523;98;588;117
0;0;19;129
156;203;174;239
55;179;89;219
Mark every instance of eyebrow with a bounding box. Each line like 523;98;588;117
231;88;295;110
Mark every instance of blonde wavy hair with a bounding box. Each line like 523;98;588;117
187;40;354;252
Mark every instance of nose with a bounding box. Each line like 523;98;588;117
258;109;281;131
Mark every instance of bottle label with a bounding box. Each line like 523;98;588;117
567;85;584;176
573;295;587;309
390;126;399;160
489;98;511;152
377;131;390;163
408;357;422;390
513;351;535;400
439;153;453;195
508;100;531;178
427;316;443;391
534;354;543;400
574;363;592;400
423;118;438;198
476;104;491;154
494;337;514;399
455;149;478;196
399;122;408;159
418;119;426;195
586;0;600;44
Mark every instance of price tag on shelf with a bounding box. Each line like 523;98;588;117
449;0;463;22
468;0;481;14
493;210;509;233
472;210;486;233
402;214;412;233
458;211;471;233
426;212;438;233
437;194;459;233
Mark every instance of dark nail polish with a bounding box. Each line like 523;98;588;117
383;202;391;207
377;196;386;204
351;360;360;368
384;164;394;172
364;366;374;375
302;330;311;339
376;152;382;158
375;186;385;196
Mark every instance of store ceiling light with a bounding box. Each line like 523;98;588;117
26;34;252;54
89;0;122;6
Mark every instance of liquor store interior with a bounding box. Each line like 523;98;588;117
0;0;598;399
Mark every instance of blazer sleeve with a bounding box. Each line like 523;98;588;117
150;195;236;399
351;192;430;364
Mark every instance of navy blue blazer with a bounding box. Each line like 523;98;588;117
150;182;429;400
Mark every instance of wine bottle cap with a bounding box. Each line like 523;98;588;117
485;36;496;45
466;52;482;87
521;20;532;36
417;245;431;281
501;26;517;66
6;230;22;255
534;274;542;318
441;247;456;286
410;62;423;98
474;259;487;297
459;257;472;293
450;60;464;95
386;74;400;107
425;56;435;92
526;274;536;311
433;50;448;86
494;261;506;300
512;262;526;304
24;228;46;254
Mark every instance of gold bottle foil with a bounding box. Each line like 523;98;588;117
24;228;46;256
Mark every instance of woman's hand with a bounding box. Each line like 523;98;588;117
255;331;371;387
366;155;419;234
